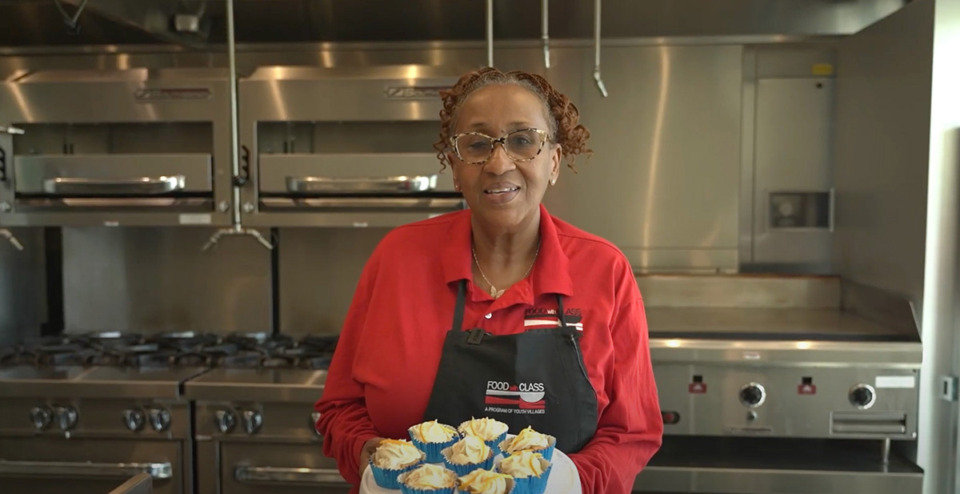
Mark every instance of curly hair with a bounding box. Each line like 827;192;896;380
433;67;591;172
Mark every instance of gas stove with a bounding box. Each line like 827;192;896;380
0;332;337;370
0;331;341;494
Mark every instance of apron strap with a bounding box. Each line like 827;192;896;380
556;294;577;336
451;280;467;332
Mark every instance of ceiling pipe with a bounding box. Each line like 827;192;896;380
593;0;608;97
0;229;23;251
542;0;550;69
202;0;272;252
486;0;494;67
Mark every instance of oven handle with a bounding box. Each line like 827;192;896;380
234;466;346;485
43;176;186;195
0;460;172;479
286;175;437;194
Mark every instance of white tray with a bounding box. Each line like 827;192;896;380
360;449;581;494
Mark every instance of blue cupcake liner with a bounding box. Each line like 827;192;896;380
409;426;460;464
483;431;508;456
498;435;556;461
370;458;422;490
399;485;455;494
498;459;552;494
397;469;457;494
441;448;496;477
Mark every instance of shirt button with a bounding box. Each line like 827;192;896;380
484;313;492;319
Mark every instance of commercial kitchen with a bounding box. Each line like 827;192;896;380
0;1;958;493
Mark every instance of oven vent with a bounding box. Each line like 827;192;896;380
830;412;907;435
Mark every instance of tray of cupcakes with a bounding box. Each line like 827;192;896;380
360;418;580;494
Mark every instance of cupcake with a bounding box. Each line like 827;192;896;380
442;435;495;476
499;427;556;461
397;463;459;494
457;469;514;494
369;439;425;489
409;420;460;463
497;451;551;494
458;418;509;455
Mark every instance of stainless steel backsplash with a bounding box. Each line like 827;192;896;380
61;228;272;334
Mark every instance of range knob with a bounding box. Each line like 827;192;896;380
30;406;53;431
148;408;171;432
739;383;766;408
849;384;877;409
123;409;146;431
54;405;78;431
241;409;263;435
215;409;236;434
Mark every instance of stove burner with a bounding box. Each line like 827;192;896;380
1;332;336;370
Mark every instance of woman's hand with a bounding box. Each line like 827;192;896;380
359;437;385;476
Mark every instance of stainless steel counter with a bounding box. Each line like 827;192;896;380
184;367;326;403
0;365;208;398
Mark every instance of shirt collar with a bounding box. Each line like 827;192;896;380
440;205;574;298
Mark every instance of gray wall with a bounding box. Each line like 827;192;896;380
0;228;46;344
833;1;960;493
833;2;932;303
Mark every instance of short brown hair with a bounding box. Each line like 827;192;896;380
434;67;591;171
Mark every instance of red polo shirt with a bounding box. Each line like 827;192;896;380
316;205;662;494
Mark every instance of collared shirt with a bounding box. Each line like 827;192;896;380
316;204;663;494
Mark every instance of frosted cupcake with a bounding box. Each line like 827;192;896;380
497;451;551;494
370;439;425;489
442;435;495;476
458;418;509;455
397;463;459;494
409;420;460;463
457;469;514;494
499;427;556;461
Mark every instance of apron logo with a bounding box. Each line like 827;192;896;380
484;380;546;415
523;308;584;332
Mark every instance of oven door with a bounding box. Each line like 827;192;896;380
218;442;350;494
0;437;186;494
634;436;923;494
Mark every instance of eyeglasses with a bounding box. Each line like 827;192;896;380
449;128;550;165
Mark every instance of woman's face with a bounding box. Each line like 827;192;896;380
450;83;561;235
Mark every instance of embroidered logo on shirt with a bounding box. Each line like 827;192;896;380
484;380;546;415
523;308;583;331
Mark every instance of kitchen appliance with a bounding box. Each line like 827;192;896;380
238;65;465;228
0;363;205;494
635;276;923;494
0;331;339;494
0;68;233;227
187;368;347;494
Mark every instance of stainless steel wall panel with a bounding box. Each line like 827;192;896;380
62;228;271;334
0;228;46;345
751;78;834;268
542;45;742;272
637;275;840;309
277;228;389;336
834;9;931;302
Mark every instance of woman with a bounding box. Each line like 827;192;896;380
316;67;662;494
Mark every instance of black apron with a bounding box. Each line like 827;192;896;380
422;280;599;454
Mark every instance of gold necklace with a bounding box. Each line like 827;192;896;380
471;241;540;299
